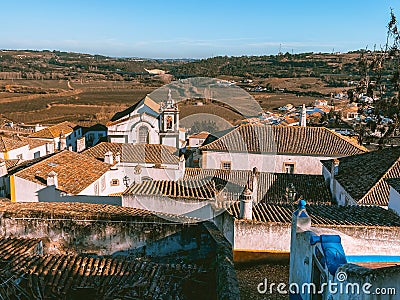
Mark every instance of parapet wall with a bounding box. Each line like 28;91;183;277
204;221;241;300
0;215;191;256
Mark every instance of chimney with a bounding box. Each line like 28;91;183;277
300;104;307;127
76;136;86;152
47;171;58;188
59;130;66;150
115;151;121;164
104;151;113;165
330;159;340;202
178;154;186;180
239;188;253;220
0;161;7;177
45;142;54;154
252;167;259;203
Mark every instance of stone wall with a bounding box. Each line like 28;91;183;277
204;221;241;300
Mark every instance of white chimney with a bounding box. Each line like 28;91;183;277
59;130;66;150
104;151;113;165
239;188;253;220
300;104;307;127
115;152;121;164
178;154;186;180
76;136;86;152
45;142;54;154
330;159;340;202
47;171;58;188
252;167;259;203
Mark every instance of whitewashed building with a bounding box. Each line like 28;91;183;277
322;146;400;206
82;142;184;183
6;150;123;202
107;93;185;149
199;124;367;175
29;121;78;151
0;135;52;160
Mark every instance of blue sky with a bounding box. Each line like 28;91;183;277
1;0;399;58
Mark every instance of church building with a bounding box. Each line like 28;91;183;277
106;91;185;148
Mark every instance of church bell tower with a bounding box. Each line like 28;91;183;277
159;89;180;148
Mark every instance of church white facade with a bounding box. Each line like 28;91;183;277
107;92;185;148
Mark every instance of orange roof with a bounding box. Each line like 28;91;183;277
200;124;367;156
0;136;27;152
14;150;111;194
189;131;209;139
29;121;76;139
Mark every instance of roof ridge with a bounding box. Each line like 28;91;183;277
358;156;400;204
326;127;368;152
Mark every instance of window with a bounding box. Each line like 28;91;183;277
33;151;40;158
16;154;23;160
138;126;149;144
221;161;232;170
111;179;119;186
284;162;295;174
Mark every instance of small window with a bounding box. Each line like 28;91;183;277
16;154;23;160
284;162;295;174
33;151;40;158
111;179;119;186
221;161;231;170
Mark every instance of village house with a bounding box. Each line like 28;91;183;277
322;146;400;206
188;131;209;148
73;123;107;151
0;135;52;160
82;141;184;183
29;121;78;151
5;150;124;202
199;124;367;175
107;93;185;149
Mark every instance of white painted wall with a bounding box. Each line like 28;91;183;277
202;151;334;175
322;165;357;205
14;176;45;202
108;114;160;145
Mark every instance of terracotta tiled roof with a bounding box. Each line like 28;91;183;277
0;136;27;152
83;142;179;164
321;147;400;206
200;124;367;156
0;237;206;299
184;168;331;204
123;179;217;200
0;201;194;223
29;121;76;139
3;159;21;169
228;203;400;227
14;136;49;149
13;150;111;194
189;131;210;139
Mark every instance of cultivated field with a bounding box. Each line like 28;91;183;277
0;79;336;126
